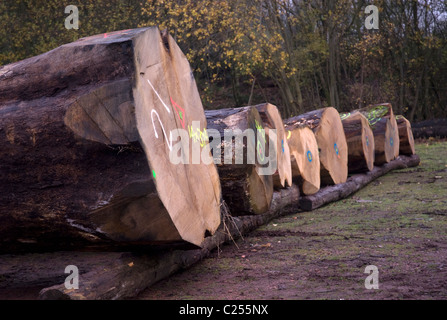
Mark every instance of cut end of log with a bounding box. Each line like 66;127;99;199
396;115;416;155
368;103;400;160
284;107;347;185
341;111;375;172
254;103;292;188
131;27;222;246
358;103;400;166
284;124;320;195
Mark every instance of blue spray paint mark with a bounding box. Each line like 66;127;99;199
334;143;339;156
390;137;394;146
366;137;369;147
307;150;313;162
281;139;284;153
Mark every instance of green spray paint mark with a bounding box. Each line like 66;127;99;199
340;112;351;121
152;170;156;179
179;111;183;120
367;105;389;127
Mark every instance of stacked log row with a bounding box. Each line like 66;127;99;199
284;124;321;195
0;27;222;252
357;103;400;165
254;103;293;189
205;107;274;216
340;111;375;173
284;107;348;186
396;115;416;155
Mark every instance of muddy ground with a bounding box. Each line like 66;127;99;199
135;140;447;300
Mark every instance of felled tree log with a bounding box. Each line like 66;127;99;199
357;103;400;165
0;27;221;252
254;103;292;189
205;107;274;215
284;107;348;185
412;118;447;139
340;111;375;173
284;124;321;195
299;154;420;211
396;116;416;155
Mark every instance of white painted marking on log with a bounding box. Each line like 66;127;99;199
146;79;171;114
151;109;173;151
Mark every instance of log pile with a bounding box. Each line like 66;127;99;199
0;27;422;299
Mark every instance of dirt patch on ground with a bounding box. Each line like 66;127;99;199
134;141;447;300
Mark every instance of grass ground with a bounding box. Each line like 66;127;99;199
136;140;447;300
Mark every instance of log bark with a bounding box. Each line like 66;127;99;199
396;116;416;155
284;124;321;195
254;103;292;189
412;118;447;139
0;27;221;252
284;107;348;185
340;111;375;172
357;103;400;165
299;154;420;211
205;107;274;215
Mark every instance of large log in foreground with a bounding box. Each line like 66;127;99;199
0;27;221;252
357;103;400;165
36;186;300;300
254;103;293;189
284;107;348;185
396;115;416;155
205;107;274;215
340;111;375;173
299;154;420;211
284;125;321;195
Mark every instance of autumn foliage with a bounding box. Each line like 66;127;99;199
1;0;446;121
